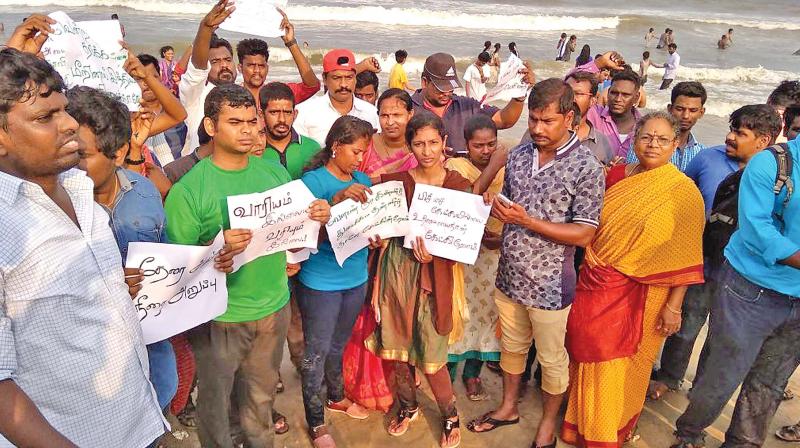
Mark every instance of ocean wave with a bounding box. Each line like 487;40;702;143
0;0;620;31
687;17;800;31
639;64;800;85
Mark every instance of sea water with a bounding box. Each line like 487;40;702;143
1;0;798;145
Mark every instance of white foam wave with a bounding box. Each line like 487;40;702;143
0;0;620;31
639;64;800;85
688;17;800;31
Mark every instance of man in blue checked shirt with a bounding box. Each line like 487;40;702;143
672;125;800;448
627;81;707;172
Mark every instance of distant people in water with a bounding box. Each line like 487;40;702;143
508;41;519;58
657;28;673;49
575;44;592;67
639;51;651;84
111;13;125;38
645;27;656;47
718;34;731;49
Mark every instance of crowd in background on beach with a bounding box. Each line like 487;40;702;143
2;1;800;447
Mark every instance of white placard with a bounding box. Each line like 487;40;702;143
287;248;316;264
482;55;529;105
126;231;228;344
42;12;141;109
219;0;288;38
403;184;491;265
326;181;410;266
227;180;320;271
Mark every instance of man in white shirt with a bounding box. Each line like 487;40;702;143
293;49;379;145
0;19;168;447
179;0;236;156
653;43;681;90
463;51;491;102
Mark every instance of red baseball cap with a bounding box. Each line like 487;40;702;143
323;49;357;73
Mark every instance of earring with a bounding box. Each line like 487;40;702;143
332;151;337;159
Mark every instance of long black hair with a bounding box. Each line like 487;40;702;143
304;115;374;172
575;44;591;67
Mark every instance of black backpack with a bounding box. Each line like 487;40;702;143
703;143;794;268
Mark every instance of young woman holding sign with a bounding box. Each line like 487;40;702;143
445;115;504;401
364;111;469;448
298;116;380;448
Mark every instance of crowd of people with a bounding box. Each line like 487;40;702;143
1;2;800;448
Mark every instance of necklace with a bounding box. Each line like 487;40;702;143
101;175;120;209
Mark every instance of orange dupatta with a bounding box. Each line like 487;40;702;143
567;164;705;363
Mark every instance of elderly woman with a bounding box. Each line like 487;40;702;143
561;112;705;447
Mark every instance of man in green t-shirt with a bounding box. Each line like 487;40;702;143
259;81;322;179
258;81;323;373
165;84;330;448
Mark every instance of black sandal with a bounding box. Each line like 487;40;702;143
466;412;519;433
442;416;461;448
388;406;419;437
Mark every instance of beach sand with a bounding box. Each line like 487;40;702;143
160;326;800;448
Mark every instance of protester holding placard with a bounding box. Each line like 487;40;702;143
0;33;167;447
164;83;330;448
66;85;179;417
445;115;504;402
360;88;418;182
296;116;378;447
468;79;604;448
364;112;470;448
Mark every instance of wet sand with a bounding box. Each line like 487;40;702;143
161;325;800;448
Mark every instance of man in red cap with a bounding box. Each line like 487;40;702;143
294;49;379;145
411;52;535;156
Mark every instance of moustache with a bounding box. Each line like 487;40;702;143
336;88;352;94
725;140;737;149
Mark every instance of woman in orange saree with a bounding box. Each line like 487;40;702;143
561;112;706;447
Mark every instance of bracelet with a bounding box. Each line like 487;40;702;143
284;38;297;48
125;156;146;166
664;303;682;314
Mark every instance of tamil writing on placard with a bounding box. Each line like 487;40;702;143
228;180;320;271
220;0;287;38
42;12;142;109
126;231;227;344
326;181;410;266
404;184;491;265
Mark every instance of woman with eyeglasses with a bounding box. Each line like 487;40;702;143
561;112;705;446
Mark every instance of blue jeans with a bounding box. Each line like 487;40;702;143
296;282;366;429
163;122;188;160
675;263;800;447
147;339;178;410
656;280;716;389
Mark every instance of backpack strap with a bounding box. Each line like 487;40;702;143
767;143;793;226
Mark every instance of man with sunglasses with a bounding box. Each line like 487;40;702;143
411;52;534;156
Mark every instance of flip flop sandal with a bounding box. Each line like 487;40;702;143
442;416;461;448
464;378;488;401
783;389;795;401
310;425;336;448
466;412;520;433
388;406;419;437
777;424;800;442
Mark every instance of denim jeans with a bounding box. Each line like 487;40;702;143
656;280;716;389
147;339;178;410
675;263;800;447
296;282;366;429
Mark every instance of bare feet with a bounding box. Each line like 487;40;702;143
647;380;671;400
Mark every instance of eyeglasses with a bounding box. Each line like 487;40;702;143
637;135;674;147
